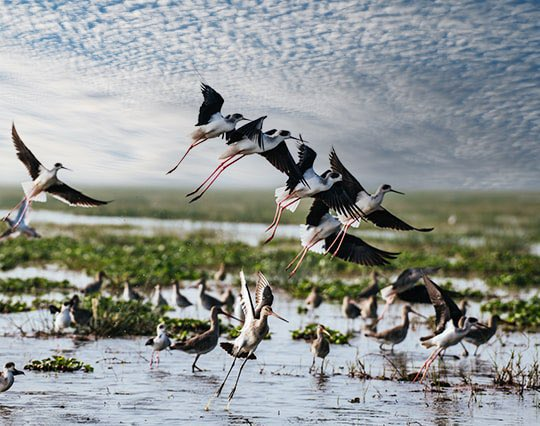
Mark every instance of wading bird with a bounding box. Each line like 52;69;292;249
82;271;108;295
122;281;143;302
220;287;235;314
357;271;381;321
342;296;361;330
151;284;169;308
172;281;193;309
266;144;362;243
325;149;433;256
463;315;502;356
310;324;331;374
186;117;304;202
167;84;247;174
365;305;425;352
0;199;40;241
196;278;224;311
145;323;171;367
0;362;24;393
3;124;108;227
207;271;287;410
287;199;398;276
69;295;92;327
305;287;323;314
171;306;240;372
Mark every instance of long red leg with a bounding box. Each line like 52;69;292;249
286;246;306;270
13;199;33;229
167;138;208;174
266;202;285;232
189;155;246;203
186;154;238;197
324;227;345;255
288;239;319;277
264;197;300;244
331;222;352;257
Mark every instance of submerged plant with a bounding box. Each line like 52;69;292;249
24;356;94;373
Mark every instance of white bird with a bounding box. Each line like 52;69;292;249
49;301;72;332
3;124;109;228
208;271;287;410
166;83;247;174
145;323;171;367
266;145;362;243
325;149;433;255
0;362;24;393
186;116;304;202
0;198;40;241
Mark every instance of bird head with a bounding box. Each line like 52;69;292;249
53;162;71;171
260;305;288;322
317;324;331;337
321;170;342;183
156;323;167;334
4;362;24;376
230;113;249;123
378;184;404;195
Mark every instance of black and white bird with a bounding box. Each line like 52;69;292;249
69;295;93;327
0;198;40;241
3;124;109;227
49;301;72;332
186;116;304;202
145;323;172;367
325;149;433;255
167;84;247;174
266;145;363;243
0;362;24;393
286;199;399;276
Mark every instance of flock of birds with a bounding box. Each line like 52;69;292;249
0;84;502;408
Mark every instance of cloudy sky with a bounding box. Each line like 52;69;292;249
0;1;538;190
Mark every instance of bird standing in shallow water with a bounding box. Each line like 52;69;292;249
342;296;361;330
3;124;109;227
167;84;247;174
196;278;224;312
305;287;323;315
69;295;92;327
365;305;425;352
151;284;169;308
0;362;24;393
207;271;287;410
49;301;72;332
122;281;143;302
170;306;240;372
82;271;108;295
463;315;502;356
172;281;192;309
310;324;331;374
145;323;171;368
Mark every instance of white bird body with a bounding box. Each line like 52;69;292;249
300;213;341;254
218;133;289;159
421;319;475;350
54;303;72;331
0;363;24;393
337;185;387;227
191;113;237;141
146;323;171;367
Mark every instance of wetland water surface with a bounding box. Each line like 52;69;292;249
1;284;539;425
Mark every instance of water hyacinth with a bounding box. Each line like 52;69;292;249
24;356;94;373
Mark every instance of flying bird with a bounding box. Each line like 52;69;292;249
286;199;398;276
266;145;363;243
186;117;304;202
3;124;109;227
325;148;433;255
0;198;40;241
166;84;248;174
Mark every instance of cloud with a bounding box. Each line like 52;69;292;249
0;0;538;190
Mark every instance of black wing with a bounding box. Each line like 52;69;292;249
366;208;434;232
305;199;329;226
226;116;266;148
423;275;463;334
259;141;305;185
314;181;364;220
325;232;399;266
12;124;44;180
329;148;364;198
46;182;109;207
284;143;316;192
397;285;432;304
196;84;225;126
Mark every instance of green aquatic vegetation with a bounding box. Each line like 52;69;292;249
162;317;235;341
291;323;351;345
24;356;94;373
0;299;31;313
0;277;75;295
481;297;540;330
226;325;271;340
77;297;163;337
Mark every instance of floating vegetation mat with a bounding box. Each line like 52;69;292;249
291;323;351;345
24;356;94;373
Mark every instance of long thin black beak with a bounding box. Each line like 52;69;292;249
390;189;404;195
13;369;25;376
221;311;243;323
410;309;427;319
61;166;72;171
242;117;250;121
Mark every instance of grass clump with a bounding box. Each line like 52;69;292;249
0;299;31;314
291;323;351;345
481;296;540;331
24;355;93;373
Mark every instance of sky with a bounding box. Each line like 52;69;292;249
0;0;538;190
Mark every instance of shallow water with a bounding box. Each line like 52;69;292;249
1;284;539;425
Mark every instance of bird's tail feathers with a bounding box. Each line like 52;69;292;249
190;127;205;142
220;342;256;359
274;186;299;211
